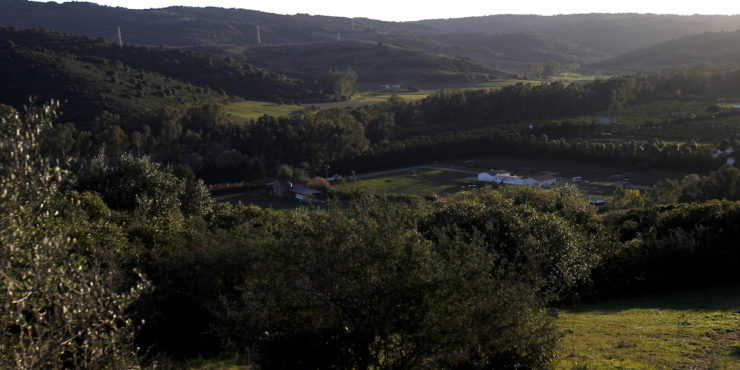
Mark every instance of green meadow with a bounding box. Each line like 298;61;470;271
557;286;740;369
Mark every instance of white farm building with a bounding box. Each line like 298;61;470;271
477;169;556;188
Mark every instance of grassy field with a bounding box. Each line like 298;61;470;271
225;100;305;121
337;169;470;196
558;285;740;369
215;189;305;210
334;156;687;200
310;89;432;110
551;72;616;82
560;100;724;127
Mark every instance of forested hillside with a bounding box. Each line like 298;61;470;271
594;29;740;71
0;42;226;124
0;27;317;102
208;40;511;87
418;13;740;57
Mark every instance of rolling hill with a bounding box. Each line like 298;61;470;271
5;1;740;81
0;1;629;73
0;27;317;102
0;37;228;125
592;29;740;71
417;14;740;58
195;40;512;88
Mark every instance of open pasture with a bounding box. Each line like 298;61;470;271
225;100;305;121
558;285;740;369
337;168;468;196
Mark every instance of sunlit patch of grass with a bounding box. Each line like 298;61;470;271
557;286;740;369
337;169;466;196
225;100;304;121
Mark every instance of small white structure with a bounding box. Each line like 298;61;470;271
713;147;734;158
728;157;736;165
572;176;583;183
732;105;740;109
600;117;617;125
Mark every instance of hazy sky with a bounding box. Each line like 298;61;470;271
33;0;740;21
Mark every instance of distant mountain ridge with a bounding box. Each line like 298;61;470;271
4;1;740;77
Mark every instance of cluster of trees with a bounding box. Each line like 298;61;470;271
3;104;740;367
35;102;369;184
593;200;740;295
608;165;740;210
321;67;358;101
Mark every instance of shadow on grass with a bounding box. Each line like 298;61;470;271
573;285;740;313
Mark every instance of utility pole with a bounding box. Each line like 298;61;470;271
116;26;122;47
256;24;261;45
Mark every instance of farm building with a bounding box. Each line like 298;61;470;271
291;187;322;202
599;116;617;125
478;169;511;182
477;170;556;188
269;179;324;201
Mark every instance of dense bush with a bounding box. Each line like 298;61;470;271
593;200;740;295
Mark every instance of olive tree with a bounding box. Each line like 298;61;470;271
0;102;147;368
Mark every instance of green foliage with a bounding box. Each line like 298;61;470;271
419;187;605;300
208;196;562;368
609;187;646;210
275;164;293;180
75;152;212;218
594;200;740;294
651;178;681;204
0;102;147;368
305;176;331;192
322;67;358;101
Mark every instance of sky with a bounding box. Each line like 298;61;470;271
33;0;740;21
